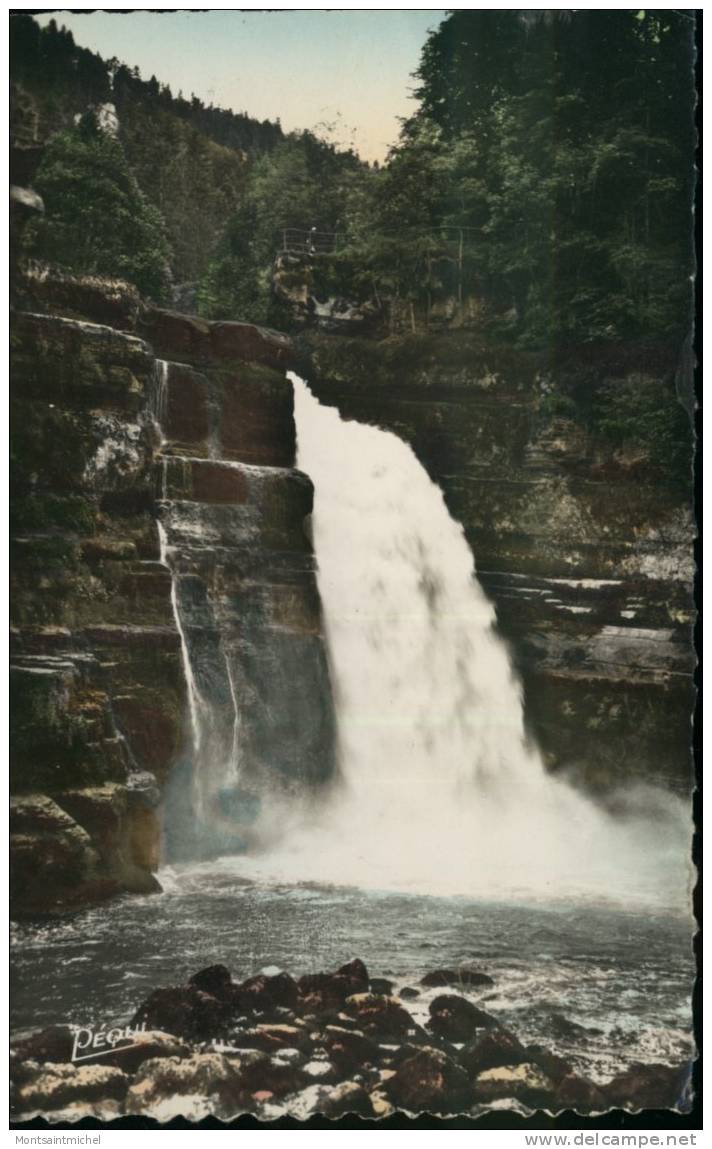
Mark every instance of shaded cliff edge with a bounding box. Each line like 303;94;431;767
10;252;337;914
297;331;696;798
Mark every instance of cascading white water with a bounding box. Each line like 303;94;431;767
156;519;207;816
235;374;691;908
152;359;169;451
153;363;242;843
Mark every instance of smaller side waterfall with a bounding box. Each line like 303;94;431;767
160;522;243;825
151;353;337;862
152;359;168;446
153;362;249;857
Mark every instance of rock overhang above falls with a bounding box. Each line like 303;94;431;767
155;358;296;469
139;306;296;372
158;458;315;560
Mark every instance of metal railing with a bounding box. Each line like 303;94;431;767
277;225;485;319
279;225;483;257
280;229;340;255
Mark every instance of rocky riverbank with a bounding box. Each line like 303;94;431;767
11;958;692;1122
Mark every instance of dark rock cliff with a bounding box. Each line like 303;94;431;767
298;332;696;797
10;268;337;913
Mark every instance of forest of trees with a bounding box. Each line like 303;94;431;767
198;10;695;349
11;10;696;351
403;9;696;346
23;110;173;300
10;14;283;285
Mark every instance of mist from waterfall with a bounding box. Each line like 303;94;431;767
231;374;690;909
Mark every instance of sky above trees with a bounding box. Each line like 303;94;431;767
36;10;446;164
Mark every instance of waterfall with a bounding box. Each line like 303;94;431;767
152;358;168;448
230;374;689;908
153;365;245;856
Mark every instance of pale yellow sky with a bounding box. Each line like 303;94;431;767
37;10;447;163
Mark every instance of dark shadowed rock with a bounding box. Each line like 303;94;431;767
336;959;370;993
386;1042;427;1068
428;994;497;1043
545;1011;598;1040
323;1025;380;1072
383;1046;472;1114
298;959;370;1014
459;1027;528;1075
421;968;494;989
236;970;299;1013
140;307;294;371
604;1062;692;1112
219;1054;307;1108
473;1062;557;1108
369;977;394;995
189;964;234;1000
297;976;343;1014
554;1073;608;1113
161;361;211;454
237;1023;311;1054
399;986;420;1000
10;793;119;912
343;994;414;1038
130;984;232;1042
525;1044;575;1085
12;1026;76;1065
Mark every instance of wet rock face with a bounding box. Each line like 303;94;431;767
458;1027;528;1075
421;967;494;989
427;994;497;1043
383;1046;472;1114
10;307;183;911
300;332;695;793
10;278;337;910
148;313;336;836
9;793;135;911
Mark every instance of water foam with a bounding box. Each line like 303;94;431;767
232;374;692;909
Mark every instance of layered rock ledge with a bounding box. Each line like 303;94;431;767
10;271;336;911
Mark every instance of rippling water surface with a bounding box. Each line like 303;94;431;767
11;380;695;1100
11;862;695;1085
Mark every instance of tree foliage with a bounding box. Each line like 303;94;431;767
10;13;283;284
197;133;365;321
11;10;696;351
24;112;172;300
402;9;696;346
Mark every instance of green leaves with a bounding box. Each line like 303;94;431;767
401;8;695;346
25;120;172;301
